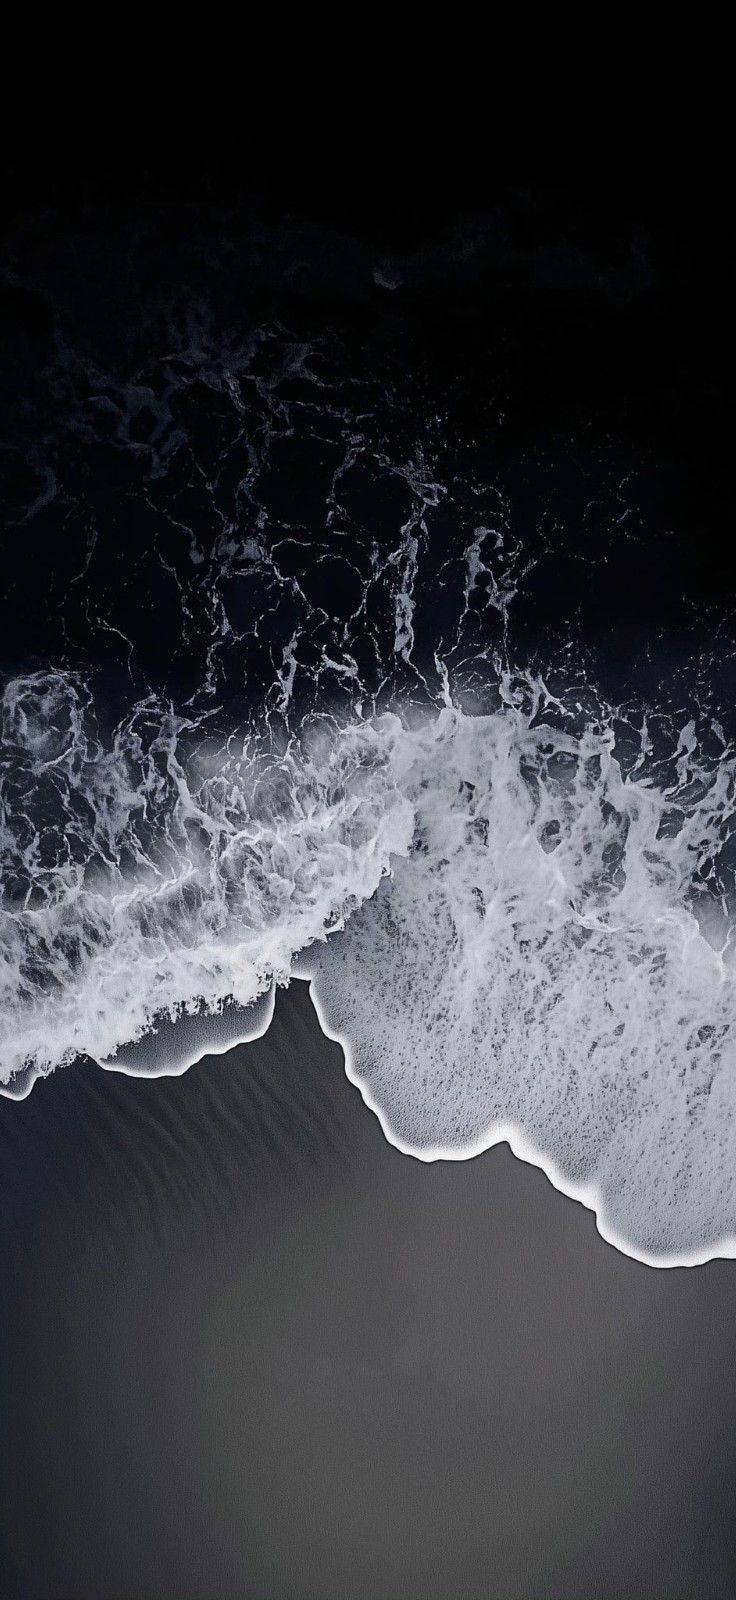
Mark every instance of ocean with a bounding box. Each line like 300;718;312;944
1;170;734;1594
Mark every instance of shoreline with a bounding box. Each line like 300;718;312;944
4;971;734;1272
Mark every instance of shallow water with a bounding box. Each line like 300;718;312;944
2;984;736;1600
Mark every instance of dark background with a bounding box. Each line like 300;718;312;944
1;132;733;710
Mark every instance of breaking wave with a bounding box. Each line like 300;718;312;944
3;664;736;1263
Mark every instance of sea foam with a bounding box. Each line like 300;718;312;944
2;667;736;1262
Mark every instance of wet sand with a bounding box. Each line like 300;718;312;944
1;981;736;1599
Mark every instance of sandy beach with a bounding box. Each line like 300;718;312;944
1;982;735;1599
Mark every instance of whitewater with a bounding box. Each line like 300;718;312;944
2;660;736;1265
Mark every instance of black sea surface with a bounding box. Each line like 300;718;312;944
2;983;736;1600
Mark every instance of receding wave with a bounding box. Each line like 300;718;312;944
2;664;736;1262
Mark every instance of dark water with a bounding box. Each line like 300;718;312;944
1;983;736;1600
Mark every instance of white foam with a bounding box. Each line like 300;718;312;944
3;668;736;1263
0;670;413;1086
301;697;736;1263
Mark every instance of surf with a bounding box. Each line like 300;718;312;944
3;663;736;1262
